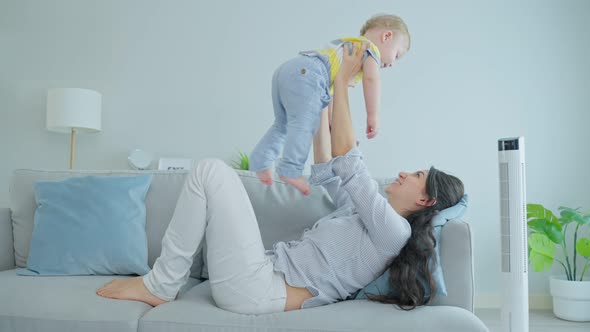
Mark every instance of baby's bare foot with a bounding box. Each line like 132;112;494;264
256;169;273;185
96;276;168;307
279;175;311;196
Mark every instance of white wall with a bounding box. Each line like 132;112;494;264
1;0;589;305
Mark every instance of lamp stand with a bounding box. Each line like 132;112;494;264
70;128;76;169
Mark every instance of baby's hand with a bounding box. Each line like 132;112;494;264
366;114;379;139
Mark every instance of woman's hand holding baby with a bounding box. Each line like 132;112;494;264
335;42;368;85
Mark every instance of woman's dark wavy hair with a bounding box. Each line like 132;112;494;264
368;166;464;310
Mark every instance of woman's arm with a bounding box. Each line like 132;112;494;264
326;43;411;254
313;106;332;164
311;104;354;209
331;43;367;157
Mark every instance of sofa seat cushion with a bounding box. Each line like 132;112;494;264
0;270;202;332
139;280;488;332
0;270;150;332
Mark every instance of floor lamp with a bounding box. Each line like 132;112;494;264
46;88;102;169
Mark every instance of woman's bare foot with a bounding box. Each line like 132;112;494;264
256;169;273;185
279;175;311;196
96;276;168;307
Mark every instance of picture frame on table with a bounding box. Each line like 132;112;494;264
157;158;193;171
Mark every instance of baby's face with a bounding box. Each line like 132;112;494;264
379;31;408;68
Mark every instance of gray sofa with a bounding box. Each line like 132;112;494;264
0;168;489;332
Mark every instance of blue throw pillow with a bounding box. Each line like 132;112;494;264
17;175;153;276
354;194;468;300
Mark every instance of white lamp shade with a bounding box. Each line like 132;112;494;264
46;88;102;133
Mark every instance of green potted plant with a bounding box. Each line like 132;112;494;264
230;151;249;171
527;203;590;321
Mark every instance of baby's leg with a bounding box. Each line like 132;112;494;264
278;175;310;196
275;56;329;195
249;120;284;186
256;169;273;185
276;111;318;195
249;68;287;185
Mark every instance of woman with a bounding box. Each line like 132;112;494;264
97;43;464;314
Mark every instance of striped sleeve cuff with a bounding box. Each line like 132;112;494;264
331;147;364;180
310;147;363;185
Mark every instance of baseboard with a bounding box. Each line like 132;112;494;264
475;293;552;309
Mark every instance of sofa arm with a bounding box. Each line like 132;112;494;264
0;207;15;271
431;219;474;312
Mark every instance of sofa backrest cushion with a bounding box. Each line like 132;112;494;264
10;169;199;276
9;169;339;279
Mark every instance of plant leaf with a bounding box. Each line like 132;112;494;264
527;204;544;220
559;206;587;225
528;233;555;272
530;251;554;272
239;153;249;170
230;151;250;170
527;218;547;233
529;233;555;257
527;204;559;224
544;222;564;244
576;238;590;258
526;204;564;243
527;218;563;243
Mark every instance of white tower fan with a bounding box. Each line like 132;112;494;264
498;136;529;332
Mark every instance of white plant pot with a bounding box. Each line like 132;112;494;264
549;275;590;322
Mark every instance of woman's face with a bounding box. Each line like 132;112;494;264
385;170;434;216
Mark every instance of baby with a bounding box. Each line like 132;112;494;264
249;14;411;195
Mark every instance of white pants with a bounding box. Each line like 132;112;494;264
143;159;287;315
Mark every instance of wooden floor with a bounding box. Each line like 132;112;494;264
475;309;590;332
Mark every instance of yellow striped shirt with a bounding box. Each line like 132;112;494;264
300;36;381;94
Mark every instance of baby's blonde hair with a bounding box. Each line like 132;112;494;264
360;14;411;50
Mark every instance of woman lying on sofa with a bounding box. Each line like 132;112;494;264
97;43;464;314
